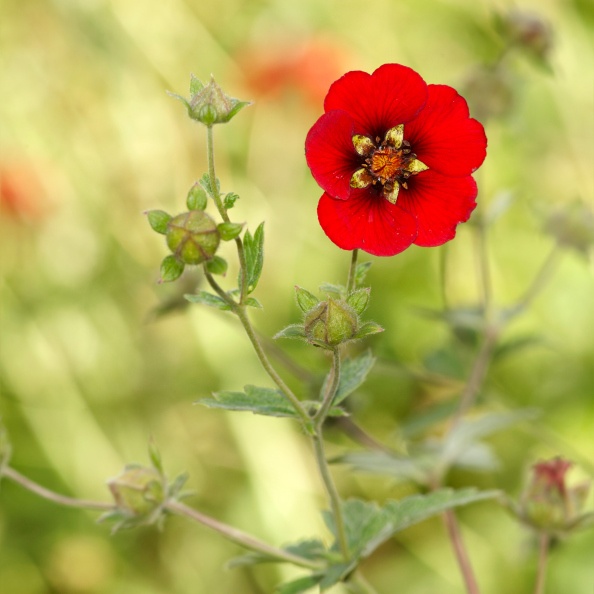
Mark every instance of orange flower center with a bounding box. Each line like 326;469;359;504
370;148;404;182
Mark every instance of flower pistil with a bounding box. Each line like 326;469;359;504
350;125;428;204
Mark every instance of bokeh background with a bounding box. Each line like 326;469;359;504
1;0;593;592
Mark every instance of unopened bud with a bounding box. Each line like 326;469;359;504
304;298;358;347
166;211;220;265
108;466;165;517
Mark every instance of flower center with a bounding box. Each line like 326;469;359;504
350;125;428;204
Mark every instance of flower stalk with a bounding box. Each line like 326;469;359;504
534;533;550;594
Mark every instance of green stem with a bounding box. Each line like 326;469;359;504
534;532;550;594
349;571;379;594
235;305;310;424
346;249;359;294
165;500;322;570
311;349;350;561
206;125;249;301
2;465;114;511
313;348;341;426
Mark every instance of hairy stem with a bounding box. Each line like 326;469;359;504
311;349;350;560
235;305;310;424
346;249;359;294
2;466;113;511
206;125;249;301
534;533;550;594
165;500;322;570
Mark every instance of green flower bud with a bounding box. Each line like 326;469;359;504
166;211;220;265
169;75;251;126
304;298;358;348
108;466;165;517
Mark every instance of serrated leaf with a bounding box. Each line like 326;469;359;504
218;222;244;241
295;286;319;312
160;255;184;283
197;385;299;418
319;283;345;299
274;324;307;340
186;183;208;211
227;552;273;569
319;563;355;589
354;261;372;288
205;255;228;276
324;350;375;406
276;575;323;594
184;291;232;310
284;539;328;561
352;321;383;340
324;489;499;561
224;192;240;210
241;222;265;293
346;288;370;315
146;210;172;234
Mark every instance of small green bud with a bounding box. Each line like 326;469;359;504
169;75;251;126
304;298;358;348
186;183;208;211
217;222;244;241
108;466;165;517
166;211;220;265
545;202;594;256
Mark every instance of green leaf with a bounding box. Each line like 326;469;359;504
218;222;244;241
241;222;265;293
319;283;345;299
168;471;189;498
346;288;370;315
319;563;355;590
184;291;232;311
186;183;208;211
274;324;307;340
354;261;372;288
224;192;240;210
324;489;499;561
160;255;184;283
189;73;204;95
439;410;540;471
284;539;328;561
276;575;322;594
245;297;263;309
166;91;190;111
352;321;383;340
295;286;319;312
326;350;375;406
146;210;172;234
197;385;299;418
225;99;252;122
335;450;432;485
147;437;163;473
205;255;228;276
199;172;220;198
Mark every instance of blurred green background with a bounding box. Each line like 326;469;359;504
1;0;593;592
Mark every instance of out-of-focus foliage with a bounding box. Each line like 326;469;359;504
1;0;593;593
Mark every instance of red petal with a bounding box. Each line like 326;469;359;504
405;85;487;177
317;191;418;256
324;64;428;138
398;170;477;247
305;110;360;200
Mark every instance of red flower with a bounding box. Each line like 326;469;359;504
305;64;487;256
